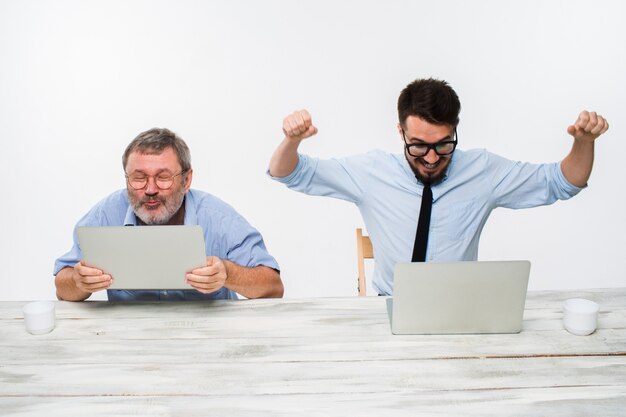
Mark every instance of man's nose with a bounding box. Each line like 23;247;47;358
423;148;440;164
144;177;159;194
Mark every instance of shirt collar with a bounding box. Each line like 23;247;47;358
183;190;198;225
123;203;137;226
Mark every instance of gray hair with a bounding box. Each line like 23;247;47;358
122;128;192;172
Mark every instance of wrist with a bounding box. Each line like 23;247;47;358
573;135;596;146
222;259;233;282
284;136;304;148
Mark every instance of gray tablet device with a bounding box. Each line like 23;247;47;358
77;225;207;290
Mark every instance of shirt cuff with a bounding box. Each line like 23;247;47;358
266;154;307;184
557;160;586;196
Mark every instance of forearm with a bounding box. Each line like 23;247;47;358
223;261;284;299
560;138;595;187
268;138;302;178
55;267;91;301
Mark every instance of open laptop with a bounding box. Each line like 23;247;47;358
387;260;531;334
77;225;207;290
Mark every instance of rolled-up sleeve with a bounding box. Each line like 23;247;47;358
489;152;584;209
53;209;99;275
53;190;130;275
268;153;369;203
225;216;279;271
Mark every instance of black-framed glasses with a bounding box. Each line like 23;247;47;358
125;170;187;190
402;128;458;157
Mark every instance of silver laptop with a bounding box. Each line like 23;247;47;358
77;225;207;290
387;260;531;334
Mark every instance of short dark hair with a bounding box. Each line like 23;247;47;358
122;128;192;172
397;78;461;128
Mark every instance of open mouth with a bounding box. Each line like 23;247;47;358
418;159;440;170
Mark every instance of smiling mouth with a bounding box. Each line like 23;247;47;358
418;159;440;170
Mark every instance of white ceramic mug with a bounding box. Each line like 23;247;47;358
563;298;599;336
22;301;56;335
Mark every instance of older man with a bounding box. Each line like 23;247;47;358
55;128;283;301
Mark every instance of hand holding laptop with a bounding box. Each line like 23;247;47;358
71;253;229;295
185;255;228;294
69;261;114;294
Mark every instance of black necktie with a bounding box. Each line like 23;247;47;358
412;183;432;262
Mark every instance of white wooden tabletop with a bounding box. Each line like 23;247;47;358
1;288;625;416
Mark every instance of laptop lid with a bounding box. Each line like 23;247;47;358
77;225;207;290
389;260;530;335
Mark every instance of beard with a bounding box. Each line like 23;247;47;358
129;186;186;225
405;154;451;185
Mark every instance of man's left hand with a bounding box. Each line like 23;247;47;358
567;110;609;142
186;256;228;294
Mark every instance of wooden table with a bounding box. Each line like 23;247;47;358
1;289;625;416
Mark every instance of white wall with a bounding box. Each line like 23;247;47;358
1;0;624;301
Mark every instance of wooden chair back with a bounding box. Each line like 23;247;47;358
356;228;374;296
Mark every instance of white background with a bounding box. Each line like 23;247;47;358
1;0;624;301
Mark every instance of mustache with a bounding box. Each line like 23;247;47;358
416;157;440;165
142;195;165;203
134;195;166;208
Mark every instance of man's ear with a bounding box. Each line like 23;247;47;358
184;169;193;191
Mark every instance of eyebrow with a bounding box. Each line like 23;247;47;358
128;168;175;176
407;135;453;144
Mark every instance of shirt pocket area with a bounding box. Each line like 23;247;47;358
445;199;478;241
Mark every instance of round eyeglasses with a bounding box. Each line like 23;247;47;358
402;128;458;157
125;171;187;190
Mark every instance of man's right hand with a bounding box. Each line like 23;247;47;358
282;109;318;142
269;109;318;178
71;261;113;294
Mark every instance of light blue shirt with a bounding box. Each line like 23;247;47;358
54;189;279;301
269;149;583;295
